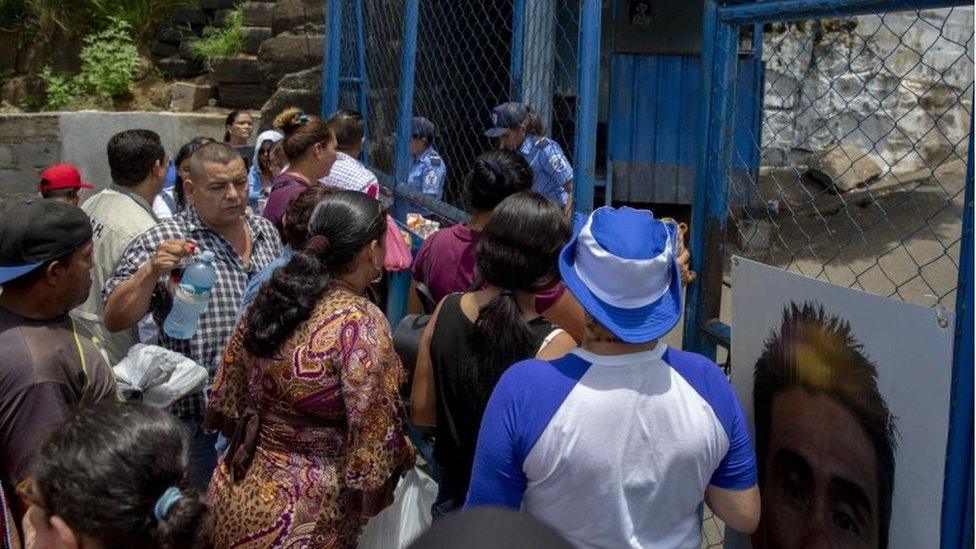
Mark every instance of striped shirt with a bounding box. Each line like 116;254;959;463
104;207;281;420
319;151;379;197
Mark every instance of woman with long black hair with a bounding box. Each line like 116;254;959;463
410;192;576;515
205;190;413;548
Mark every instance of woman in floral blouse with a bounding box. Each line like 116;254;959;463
205;190;414;548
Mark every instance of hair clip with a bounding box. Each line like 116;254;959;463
485;160;503;177
297;113;310;124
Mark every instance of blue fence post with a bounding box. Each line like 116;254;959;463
386;0;420;326
681;0;740;360
354;0;370;165
510;0;525;100
321;0;343;116
573;0;601;216
941;118;974;549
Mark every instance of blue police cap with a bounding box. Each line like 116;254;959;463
412;116;436;140
484;102;528;138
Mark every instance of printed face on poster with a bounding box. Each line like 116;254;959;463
729;258;954;549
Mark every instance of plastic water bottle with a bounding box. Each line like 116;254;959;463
163;251;217;340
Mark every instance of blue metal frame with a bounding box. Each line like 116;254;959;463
573;0;601;215
686;0;973;545
720;0;968;24
321;0;343;116
509;0;525;100
681;0;739;359
942;118;974;549
386;0;421;328
354;0;371;165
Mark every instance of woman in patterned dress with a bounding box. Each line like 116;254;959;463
204;190;414;548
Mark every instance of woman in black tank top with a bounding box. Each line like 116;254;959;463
411;193;575;515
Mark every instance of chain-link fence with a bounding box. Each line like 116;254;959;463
726;6;973;312
334;0;403;181
336;0;583;228
691;4;972;546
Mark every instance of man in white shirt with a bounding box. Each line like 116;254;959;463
467;206;761;548
72;129;168;365
319;109;381;199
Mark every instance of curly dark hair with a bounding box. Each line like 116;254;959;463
244;190;387;358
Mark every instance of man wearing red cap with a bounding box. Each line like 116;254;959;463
38;163;94;206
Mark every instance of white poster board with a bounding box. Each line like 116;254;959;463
729;257;953;548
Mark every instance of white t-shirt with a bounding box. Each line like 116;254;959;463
466;345;757;548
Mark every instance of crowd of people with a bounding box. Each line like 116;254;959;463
0;101;760;549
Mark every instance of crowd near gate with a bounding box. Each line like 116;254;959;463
322;0;600;324
320;0;973;546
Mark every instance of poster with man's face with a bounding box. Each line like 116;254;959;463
730;258;954;548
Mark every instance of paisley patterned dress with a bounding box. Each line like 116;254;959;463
205;288;413;548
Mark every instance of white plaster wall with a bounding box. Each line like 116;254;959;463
760;7;973;174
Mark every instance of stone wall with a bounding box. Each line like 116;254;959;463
0;111;250;200
760;7;973;175
0;115;61;198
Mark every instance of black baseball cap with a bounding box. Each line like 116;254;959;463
0;198;93;284
484;102;529;138
412;116;436;140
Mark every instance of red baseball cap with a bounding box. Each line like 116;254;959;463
39;163;94;193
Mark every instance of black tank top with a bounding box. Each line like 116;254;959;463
429;293;558;505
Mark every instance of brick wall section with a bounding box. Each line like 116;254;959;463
0;114;61;198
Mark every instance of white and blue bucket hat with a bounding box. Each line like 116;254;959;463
559;207;682;344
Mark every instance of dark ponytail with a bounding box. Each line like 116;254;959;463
154;492;211;549
466;192;571;405
31;401;212;549
465;149;533;212
244;190;387;358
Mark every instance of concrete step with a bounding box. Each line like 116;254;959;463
157;56;205;79
257;29;324;88
201;0;239;10
218;83;272;109
213;56;263;84
242;27;274;55
171;8;210;27
242;2;277;28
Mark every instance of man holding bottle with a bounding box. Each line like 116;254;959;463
102;142;281;490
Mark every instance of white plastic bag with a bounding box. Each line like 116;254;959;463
358;467;438;549
112;344;209;407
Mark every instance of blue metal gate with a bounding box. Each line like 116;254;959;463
683;1;973;545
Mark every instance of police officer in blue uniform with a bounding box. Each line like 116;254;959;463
404;116;447;218
484;101;573;213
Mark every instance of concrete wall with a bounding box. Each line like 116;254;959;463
761;7;974;174
0;111;249;200
0;114;61;198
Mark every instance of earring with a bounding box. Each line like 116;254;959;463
371;269;384;284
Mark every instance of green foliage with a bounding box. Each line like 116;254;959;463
91;0;200;42
3;0;197;42
39;66;80;110
0;0;29;31
77;16;140;99
191;5;244;66
37;16;140;110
